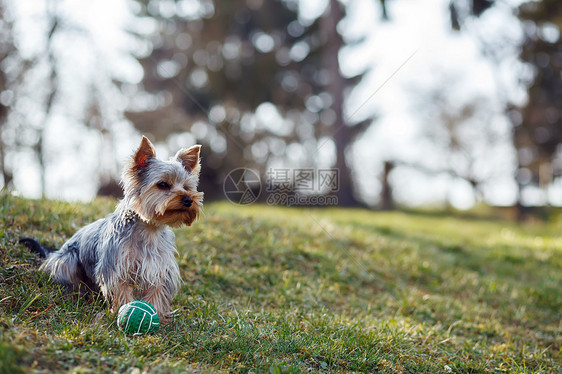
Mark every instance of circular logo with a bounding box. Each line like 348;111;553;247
223;168;261;205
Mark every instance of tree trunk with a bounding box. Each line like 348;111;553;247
322;0;359;207
0;123;12;189
380;161;394;210
37;0;59;198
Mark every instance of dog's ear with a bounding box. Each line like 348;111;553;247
134;136;156;167
175;145;201;174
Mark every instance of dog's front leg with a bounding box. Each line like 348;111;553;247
110;283;135;313
143;286;171;321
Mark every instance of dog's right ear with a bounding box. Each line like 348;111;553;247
175;145;201;175
134;136;156;167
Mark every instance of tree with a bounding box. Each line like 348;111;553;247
0;0;22;189
1;0;131;198
126;0;377;205
320;0;372;206
2;0;65;197
448;0;562;214
126;0;334;199
413;82;510;205
514;0;562;206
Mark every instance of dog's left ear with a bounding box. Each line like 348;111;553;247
176;145;201;174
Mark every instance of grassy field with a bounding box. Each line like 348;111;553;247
1;193;561;373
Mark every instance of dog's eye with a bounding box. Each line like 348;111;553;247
156;181;171;190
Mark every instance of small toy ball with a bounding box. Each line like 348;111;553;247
117;300;159;335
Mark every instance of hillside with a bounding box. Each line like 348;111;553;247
1;194;561;373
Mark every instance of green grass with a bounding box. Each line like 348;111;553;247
1;193;561;373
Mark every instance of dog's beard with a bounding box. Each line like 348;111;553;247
152;191;204;227
156;207;199;227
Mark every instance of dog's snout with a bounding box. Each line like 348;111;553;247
182;195;193;207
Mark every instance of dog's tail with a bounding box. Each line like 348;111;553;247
19;238;56;259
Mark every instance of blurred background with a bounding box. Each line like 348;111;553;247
0;0;561;216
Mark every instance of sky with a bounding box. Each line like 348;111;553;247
9;0;549;208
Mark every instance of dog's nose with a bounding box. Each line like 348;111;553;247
181;196;193;207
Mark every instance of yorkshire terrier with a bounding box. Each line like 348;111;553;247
21;136;203;318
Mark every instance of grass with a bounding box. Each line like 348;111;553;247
0;192;561;373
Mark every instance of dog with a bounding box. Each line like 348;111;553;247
21;136;203;318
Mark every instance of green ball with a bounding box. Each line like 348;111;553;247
117;300;159;335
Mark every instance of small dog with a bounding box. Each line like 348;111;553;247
21;136;203;318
